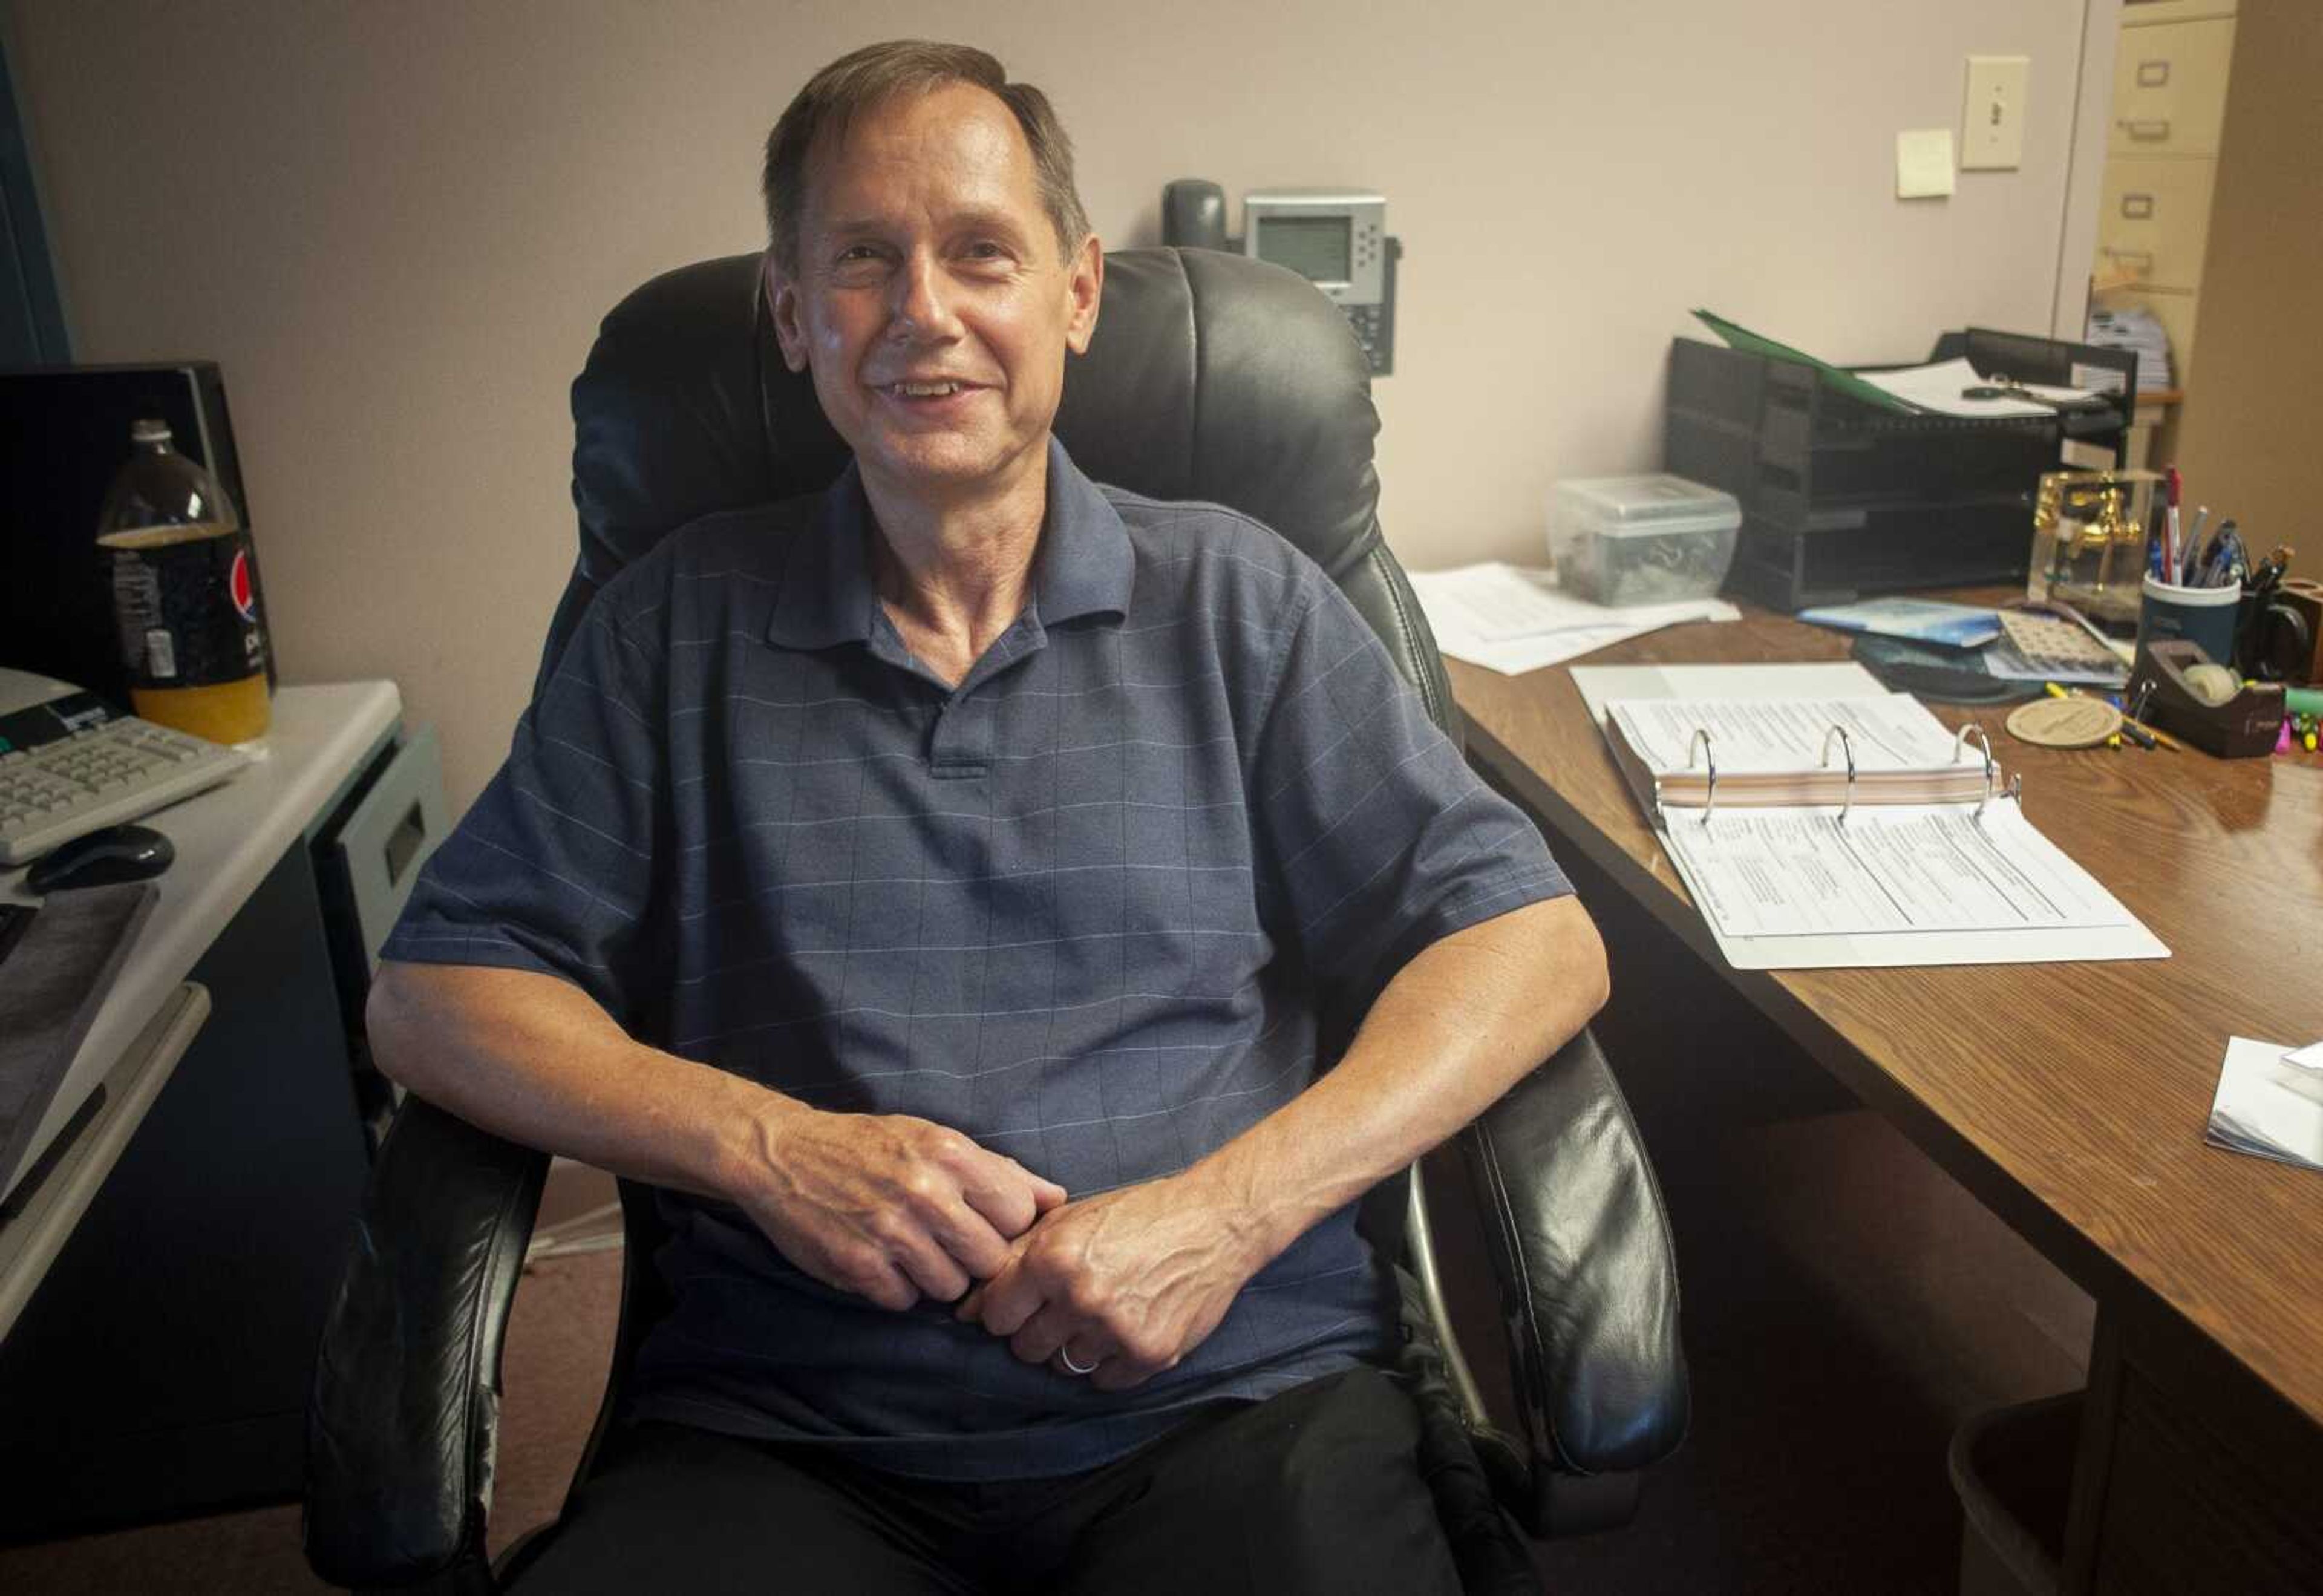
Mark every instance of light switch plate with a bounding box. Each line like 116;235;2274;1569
1962;54;2030;171
1897;129;1956;199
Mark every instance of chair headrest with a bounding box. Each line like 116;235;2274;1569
569;246;1385;597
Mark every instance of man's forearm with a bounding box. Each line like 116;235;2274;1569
367;960;773;1202
1186;893;1610;1261
367;960;1069;1307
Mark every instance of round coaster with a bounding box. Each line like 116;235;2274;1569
2006;695;2123;748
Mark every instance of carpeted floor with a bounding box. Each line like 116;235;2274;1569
0;1241;622;1595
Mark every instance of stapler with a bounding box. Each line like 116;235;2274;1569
2126;639;2286;757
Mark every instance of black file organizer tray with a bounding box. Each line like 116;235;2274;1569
1666;330;2135;613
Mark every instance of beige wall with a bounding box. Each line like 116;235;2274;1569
2171;4;2319;577
8;1;2098;809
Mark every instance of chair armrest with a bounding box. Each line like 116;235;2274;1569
1457;1027;1688;1493
304;1097;549;1591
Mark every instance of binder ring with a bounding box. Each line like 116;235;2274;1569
1686;728;1716;825
1819;725;1858;823
1952;723;2005;818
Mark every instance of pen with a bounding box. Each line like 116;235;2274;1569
2205;522;2244;588
2164;466;2183;580
2183;506;2210;585
2047;681;2181;750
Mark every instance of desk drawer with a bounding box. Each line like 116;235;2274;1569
2086;1365;2323;1594
2095;157;2218;292
2109;19;2235;157
330;723;448;970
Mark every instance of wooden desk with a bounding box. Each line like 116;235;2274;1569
1449;606;2323;1592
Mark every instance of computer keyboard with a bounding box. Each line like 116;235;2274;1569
0;716;249;866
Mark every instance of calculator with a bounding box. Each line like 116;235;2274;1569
1996;610;2130;679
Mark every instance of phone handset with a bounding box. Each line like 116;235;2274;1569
1160;179;1229;252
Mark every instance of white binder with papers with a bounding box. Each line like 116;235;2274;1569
1569;662;2168;970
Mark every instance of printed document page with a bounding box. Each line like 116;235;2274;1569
1608;693;1964;776
1405;564;1737;675
1657;802;2138;940
1571;662;1888;725
1854;357;2097;419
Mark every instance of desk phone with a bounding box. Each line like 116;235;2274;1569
1162;180;1399;376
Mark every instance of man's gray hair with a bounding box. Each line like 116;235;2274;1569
762;40;1093;276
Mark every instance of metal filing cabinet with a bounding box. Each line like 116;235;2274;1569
2090;0;2237;465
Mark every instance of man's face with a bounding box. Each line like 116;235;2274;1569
769;83;1102;506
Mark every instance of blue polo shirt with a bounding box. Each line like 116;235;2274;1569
383;439;1572;1480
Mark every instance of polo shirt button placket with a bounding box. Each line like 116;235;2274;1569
928;692;992;779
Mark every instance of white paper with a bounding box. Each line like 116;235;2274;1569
1857;356;2097;420
1606;693;1964;776
1657;803;2142;940
1406;563;1737;676
1439;625;1652;676
2284;1040;2323;1072
1571;662;1890;727
1403;563;1589;643
2208;1038;2323;1172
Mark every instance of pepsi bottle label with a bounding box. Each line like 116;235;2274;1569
105;529;267;689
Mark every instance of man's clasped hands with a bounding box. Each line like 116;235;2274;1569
738;1099;1265;1390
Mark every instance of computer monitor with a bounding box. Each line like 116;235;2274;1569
0;363;276;704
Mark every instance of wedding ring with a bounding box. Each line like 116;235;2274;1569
1057;1348;1100;1376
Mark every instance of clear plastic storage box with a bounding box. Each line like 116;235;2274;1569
1549;473;1742;607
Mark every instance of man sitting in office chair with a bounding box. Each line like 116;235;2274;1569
369;39;1607;1595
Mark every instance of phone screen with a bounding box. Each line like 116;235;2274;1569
1255;215;1351;284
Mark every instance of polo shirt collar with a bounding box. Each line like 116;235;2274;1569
1031;437;1135;627
765;438;1132;652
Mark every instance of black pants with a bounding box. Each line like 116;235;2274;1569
512;1367;1463;1595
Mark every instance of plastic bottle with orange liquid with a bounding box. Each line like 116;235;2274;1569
95;418;270;743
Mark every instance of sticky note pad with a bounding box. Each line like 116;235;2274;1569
1897;129;1956;200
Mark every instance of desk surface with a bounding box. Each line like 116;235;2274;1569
1449;604;2323;1431
1;681;402;1204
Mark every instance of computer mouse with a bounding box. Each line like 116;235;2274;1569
24;825;175;894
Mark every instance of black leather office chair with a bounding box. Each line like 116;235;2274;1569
302;247;1687;1595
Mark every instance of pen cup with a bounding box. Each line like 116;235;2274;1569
2138;572;2242;666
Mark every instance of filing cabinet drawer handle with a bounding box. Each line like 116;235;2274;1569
2103;247;2156;274
2120;118;2172;142
2120;193;2156;220
2135;59;2170;88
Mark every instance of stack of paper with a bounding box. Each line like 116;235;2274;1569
2207;1038;2323;1172
1854;358;2102;419
1406;563;1737;676
2085;306;2173;393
